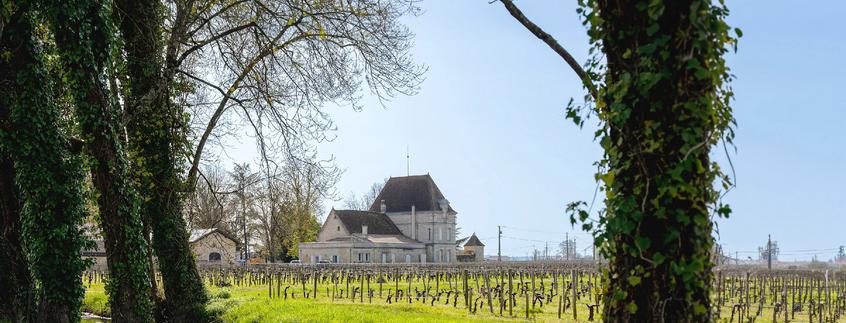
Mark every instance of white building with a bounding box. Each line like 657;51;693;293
299;174;458;263
189;228;239;265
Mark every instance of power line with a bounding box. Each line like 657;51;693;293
501;235;558;244
735;248;837;254
501;225;593;239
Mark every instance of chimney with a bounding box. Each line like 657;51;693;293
411;205;417;240
380;200;386;213
362;225;368;236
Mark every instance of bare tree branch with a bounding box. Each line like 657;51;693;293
498;0;598;100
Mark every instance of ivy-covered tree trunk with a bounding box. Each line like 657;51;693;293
0;157;33;322
1;4;92;322
115;0;209;320
581;1;736;322
43;0;154;321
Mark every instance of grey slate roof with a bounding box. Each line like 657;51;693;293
464;233;485;247
333;210;403;235
368;174;456;213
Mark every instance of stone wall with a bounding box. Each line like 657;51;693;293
317;212;351;241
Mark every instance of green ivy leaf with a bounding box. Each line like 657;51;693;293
626;302;638;314
627;275;642;287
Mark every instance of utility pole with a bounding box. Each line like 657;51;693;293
768;235;773;269
736;251;739;265
572;239;576;260
565;233;569;260
544;242;549;261
497;226;502;262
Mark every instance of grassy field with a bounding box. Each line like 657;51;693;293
80;265;846;323
82;280;843;322
207;286;517;323
82;282;596;322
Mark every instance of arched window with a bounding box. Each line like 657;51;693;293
209;252;222;262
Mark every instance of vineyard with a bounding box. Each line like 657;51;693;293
82;263;846;322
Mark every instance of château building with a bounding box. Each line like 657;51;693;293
299;174;459;263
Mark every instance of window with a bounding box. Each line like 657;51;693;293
428;228;432;241
314;255;320;263
337;226;340;231
419;254;426;263
332;255;339;263
436;228;441;241
405;254;412;263
436;250;441;262
447;250;451;263
209;252;221;262
381;253;387;263
358;252;370;263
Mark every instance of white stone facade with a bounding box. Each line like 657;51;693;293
383;208;457;263
191;230;238;265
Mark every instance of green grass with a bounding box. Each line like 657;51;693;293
202;283;593;322
84;282;585;322
206;285;528;323
83;280;845;322
216;296;512;323
81;282;110;317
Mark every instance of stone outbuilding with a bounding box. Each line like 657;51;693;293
190;228;239;265
456;233;485;262
83;228;238;269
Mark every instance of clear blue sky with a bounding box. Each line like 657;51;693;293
235;1;846;260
